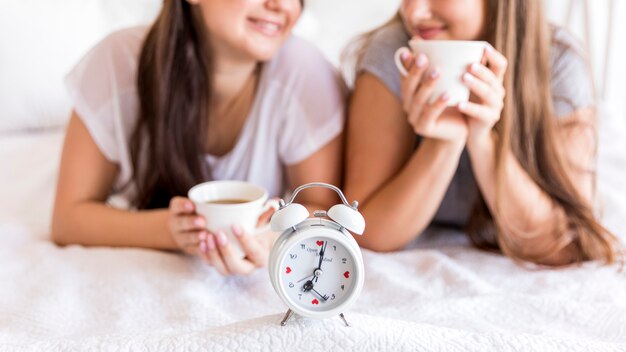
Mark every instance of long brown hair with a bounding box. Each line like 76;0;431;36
349;0;620;265
131;0;213;209
470;0;620;264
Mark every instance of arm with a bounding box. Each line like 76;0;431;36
51;112;196;250
284;135;344;212
344;70;467;252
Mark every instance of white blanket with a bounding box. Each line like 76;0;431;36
1;227;625;351
1;114;626;351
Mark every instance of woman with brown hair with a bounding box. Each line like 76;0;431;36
51;0;345;276
344;0;620;266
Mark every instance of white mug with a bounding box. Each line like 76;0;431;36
188;180;279;258
394;39;487;106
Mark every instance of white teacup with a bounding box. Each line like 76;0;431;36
188;180;279;258
394;39;487;106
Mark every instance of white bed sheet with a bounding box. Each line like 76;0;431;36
0;114;625;351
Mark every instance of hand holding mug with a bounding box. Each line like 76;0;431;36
198;224;278;276
167;196;206;255
395;38;470;142
457;45;508;147
187;181;280;276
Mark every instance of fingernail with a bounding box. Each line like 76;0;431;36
459;102;467;110
429;69;439;80
217;231;228;246
401;51;410;61
416;54;427;68
194;218;204;227
463;73;474;82
470;63;480;72
198;232;207;241
200;241;208;254
185;202;194;211
441;92;450;102
486;44;494;53
232;224;243;237
206;235;216;250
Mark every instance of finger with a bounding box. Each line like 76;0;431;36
407;68;440;127
203;234;230;276
417;93;451;133
463;73;500;106
398;47;414;72
463;73;504;111
177;230;205;248
480;49;488;66
173;215;206;232
215;231;256;276
181;233;207;255
468;63;500;89
169;196;195;215
256;208;275;228
458;101;495;123
401;54;429;112
484;45;508;81
233;224;267;267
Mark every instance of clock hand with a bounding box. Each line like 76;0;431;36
301;280;329;302
302;280;314;293
297;274;314;283
315;241;327;282
317;241;325;269
311;287;329;302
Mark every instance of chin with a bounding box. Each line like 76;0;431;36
246;41;285;62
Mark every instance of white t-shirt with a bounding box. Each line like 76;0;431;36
65;26;345;208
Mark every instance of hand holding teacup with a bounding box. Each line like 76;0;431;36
169;181;279;276
394;38;500;143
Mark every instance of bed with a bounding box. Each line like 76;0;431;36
1;1;626;351
1;116;625;350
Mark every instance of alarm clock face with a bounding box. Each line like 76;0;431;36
276;230;361;316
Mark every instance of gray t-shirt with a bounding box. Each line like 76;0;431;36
358;21;594;228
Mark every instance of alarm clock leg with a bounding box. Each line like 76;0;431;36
280;309;294;326
339;313;350;327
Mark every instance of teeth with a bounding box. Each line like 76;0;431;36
252;19;280;34
260;22;279;31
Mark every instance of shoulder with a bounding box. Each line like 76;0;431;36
64;26;149;163
263;35;346;106
551;26;586;58
67;26;148;93
357;20;409;100
271;35;328;65
549;26;595;116
65;25;148;117
368;20;410;54
265;36;342;87
264;37;346;165
78;26;148;86
550;26;589;77
360;20;409;71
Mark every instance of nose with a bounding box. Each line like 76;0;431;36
265;0;297;11
405;0;433;20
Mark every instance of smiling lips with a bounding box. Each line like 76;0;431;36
417;26;446;39
248;17;284;36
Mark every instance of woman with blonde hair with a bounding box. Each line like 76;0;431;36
344;0;620;266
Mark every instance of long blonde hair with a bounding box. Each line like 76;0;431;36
347;0;621;265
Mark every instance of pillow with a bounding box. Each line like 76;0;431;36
0;0;161;132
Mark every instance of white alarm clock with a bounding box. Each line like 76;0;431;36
268;183;365;327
